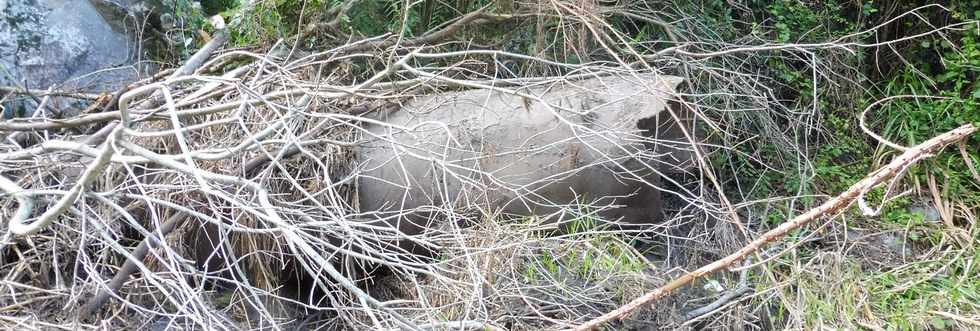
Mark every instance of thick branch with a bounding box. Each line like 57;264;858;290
570;123;978;331
80;212;189;315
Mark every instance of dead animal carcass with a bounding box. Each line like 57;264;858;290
356;73;695;234
186;73;698;309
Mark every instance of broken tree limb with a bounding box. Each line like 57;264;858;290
7;127;121;236
570;123;978;331
80;211;189;316
347;5;514;52
0;86;104;100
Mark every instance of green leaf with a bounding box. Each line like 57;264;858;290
909;232;920;241
929;317;947;330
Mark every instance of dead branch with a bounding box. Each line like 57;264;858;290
298;0;362;39
570;123;978;331
80;212;189;316
348;6;514;51
0;86;104;101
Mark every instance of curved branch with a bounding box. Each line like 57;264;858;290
5;126;121;236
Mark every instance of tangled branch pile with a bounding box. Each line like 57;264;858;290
0;2;975;330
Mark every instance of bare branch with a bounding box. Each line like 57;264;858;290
570;123;978;331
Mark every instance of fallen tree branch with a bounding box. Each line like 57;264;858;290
404;10;512;47
297;0;362;40
683;286;752;321
348;6;514;52
6;127;121;236
0;27;227;132
0;86;103;100
131;27;230;112
570;123;978;331
684;257;753;322
80;211;189;316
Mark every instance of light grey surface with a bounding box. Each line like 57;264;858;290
356;73;690;226
0;0;144;117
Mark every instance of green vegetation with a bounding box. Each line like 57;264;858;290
221;0;498;47
522;214;648;303
166;0;978;328
725;1;979;329
201;0;240;16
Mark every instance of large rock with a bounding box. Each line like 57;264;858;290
356;73;694;229
0;0;143;118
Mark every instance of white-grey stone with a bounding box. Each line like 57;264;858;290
0;0;145;117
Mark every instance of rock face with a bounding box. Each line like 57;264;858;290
0;0;144;117
357;73;693;231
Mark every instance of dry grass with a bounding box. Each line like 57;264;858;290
0;2;975;330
